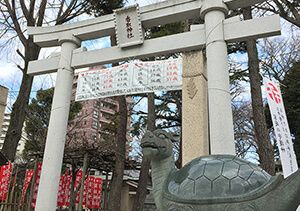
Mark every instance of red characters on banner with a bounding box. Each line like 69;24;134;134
57;168;72;207
31;162;42;208
57;169;67;207
75;173;103;209
18;165;103;209
92;177;103;209
20;169;34;204
75;169;83;204
0;162;12;201
266;82;282;104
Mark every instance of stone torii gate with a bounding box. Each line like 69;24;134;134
27;0;280;209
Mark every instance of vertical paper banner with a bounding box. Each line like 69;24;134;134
0;162;12;201
75;169;83;204
65;172;72;207
57;171;66;207
264;78;298;178
82;175;89;206
86;176;95;209
21;169;34;204
92;178;103;209
31;162;42;208
57;168;72;207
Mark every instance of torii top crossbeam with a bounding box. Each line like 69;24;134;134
28;0;281;210
27;0;280;75
28;0;266;47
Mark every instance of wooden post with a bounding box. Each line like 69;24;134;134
103;170;109;210
78;153;88;211
8;166;18;211
27;159;38;211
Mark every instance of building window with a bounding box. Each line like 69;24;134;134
92;121;98;129
95;102;100;109
93;110;99;118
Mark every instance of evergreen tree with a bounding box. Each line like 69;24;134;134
85;0;125;16
23;88;82;159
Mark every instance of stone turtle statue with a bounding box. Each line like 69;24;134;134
141;129;300;211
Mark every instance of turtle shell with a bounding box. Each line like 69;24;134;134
164;155;274;202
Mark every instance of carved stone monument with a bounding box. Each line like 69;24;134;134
182;51;209;165
141;129;300;211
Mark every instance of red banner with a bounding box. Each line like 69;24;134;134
75;169;82;204
57;168;72;207
92;177;103;209
82;175;89;206
0;162;12;201
65;173;72;207
86;176;95;208
82;175;103;209
57;170;67;207
20;169;34;204
21;165;103;209
31;162;42;208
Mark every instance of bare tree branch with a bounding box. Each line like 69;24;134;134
19;0;29;20
36;0;47;26
3;0;27;45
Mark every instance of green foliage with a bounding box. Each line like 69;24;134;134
85;0;126;16
146;22;186;39
23;88;82;159
281;61;300;165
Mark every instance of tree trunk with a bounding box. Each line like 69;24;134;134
175;91;182;169
78;153;88;211
69;162;79;211
1;39;40;161
243;7;275;175
27;159;38;211
1;74;33;161
107;95;127;211
132;93;156;211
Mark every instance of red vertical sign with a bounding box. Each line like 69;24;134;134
31;162;42;208
82;175;89;206
86;176;95;209
92;178;103;209
0;162;12;201
75;169;83;204
57;168;73;207
20;169;34;204
57;172;66;207
64;172;72;207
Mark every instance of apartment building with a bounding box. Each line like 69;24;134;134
67;72;133;156
0;113;27;155
0;85;8;135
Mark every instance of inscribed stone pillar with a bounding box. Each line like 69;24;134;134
182;51;209;165
0;86;8;135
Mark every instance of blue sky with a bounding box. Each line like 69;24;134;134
0;0;152;110
0;0;298;110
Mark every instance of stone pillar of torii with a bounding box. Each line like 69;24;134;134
27;0;280;209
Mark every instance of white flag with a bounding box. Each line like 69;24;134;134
264;78;298;178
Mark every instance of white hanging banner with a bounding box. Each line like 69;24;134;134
264;78;298;178
75;59;182;101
